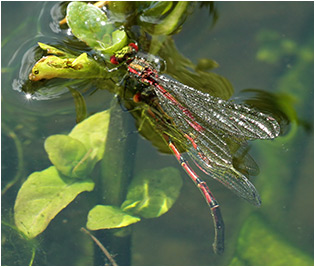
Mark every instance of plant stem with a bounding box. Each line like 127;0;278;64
96;102;138;265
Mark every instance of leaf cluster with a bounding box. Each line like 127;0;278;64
14;110;182;240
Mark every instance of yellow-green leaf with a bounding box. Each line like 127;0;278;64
121;167;182;218
14;166;94;239
86;205;140;230
44;135;93;178
69;110;111;163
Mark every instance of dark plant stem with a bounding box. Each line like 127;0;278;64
95;101;138;265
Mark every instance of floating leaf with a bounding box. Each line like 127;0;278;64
38;42;74;57
14;166;94;239
121;167;183;218
86;205;140;230
44;135;93;178
66;1;127;55
29;53;108;81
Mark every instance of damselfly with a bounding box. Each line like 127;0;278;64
110;43;280;254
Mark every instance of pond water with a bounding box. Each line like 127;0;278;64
2;1;313;266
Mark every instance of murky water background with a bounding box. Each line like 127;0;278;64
2;2;313;265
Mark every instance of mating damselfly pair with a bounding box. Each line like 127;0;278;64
110;43;280;254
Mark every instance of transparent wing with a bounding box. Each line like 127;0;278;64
157;75;280;140
151;77;269;205
209;166;261;206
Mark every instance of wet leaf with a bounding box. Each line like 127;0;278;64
14;166;94;239
44;135;93;178
86;205;140;230
38;42;74;57
121;167;182;218
29;53;108;81
66;1;127;55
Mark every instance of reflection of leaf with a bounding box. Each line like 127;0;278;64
121;167;182;218
66;1;127;55
86;205;140;230
14;166;94;239
44;135;93;178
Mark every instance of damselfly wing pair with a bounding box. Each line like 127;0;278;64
110;43;280;254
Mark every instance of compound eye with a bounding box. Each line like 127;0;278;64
110;56;119;65
128;43;139;52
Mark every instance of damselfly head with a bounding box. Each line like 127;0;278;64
110;42;139;65
128;43;139;52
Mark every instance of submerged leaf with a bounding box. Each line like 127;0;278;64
86;205;140;230
230;214;313;265
68;87;87;123
14;166;94;239
44;110;111;178
44;135;93;178
121;167;183;218
66;1;127;55
69;110;111;164
139;2;190;35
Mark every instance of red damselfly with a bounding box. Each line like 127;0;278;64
110;43;280;254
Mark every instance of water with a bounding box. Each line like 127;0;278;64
1;2;313;266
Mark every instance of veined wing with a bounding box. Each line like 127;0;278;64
150;78;263;205
209;166;261;206
181;121;261;206
156;75;280;140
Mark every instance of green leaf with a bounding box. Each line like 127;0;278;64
68;87;88;123
139;2;190;35
44;110;111;178
141;1;173;17
38;42;74;57
86;205;140;230
29;53;108;81
66;1;127;55
121;167;183;218
14;166;94;239
69;110;111;163
44;135;93;178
